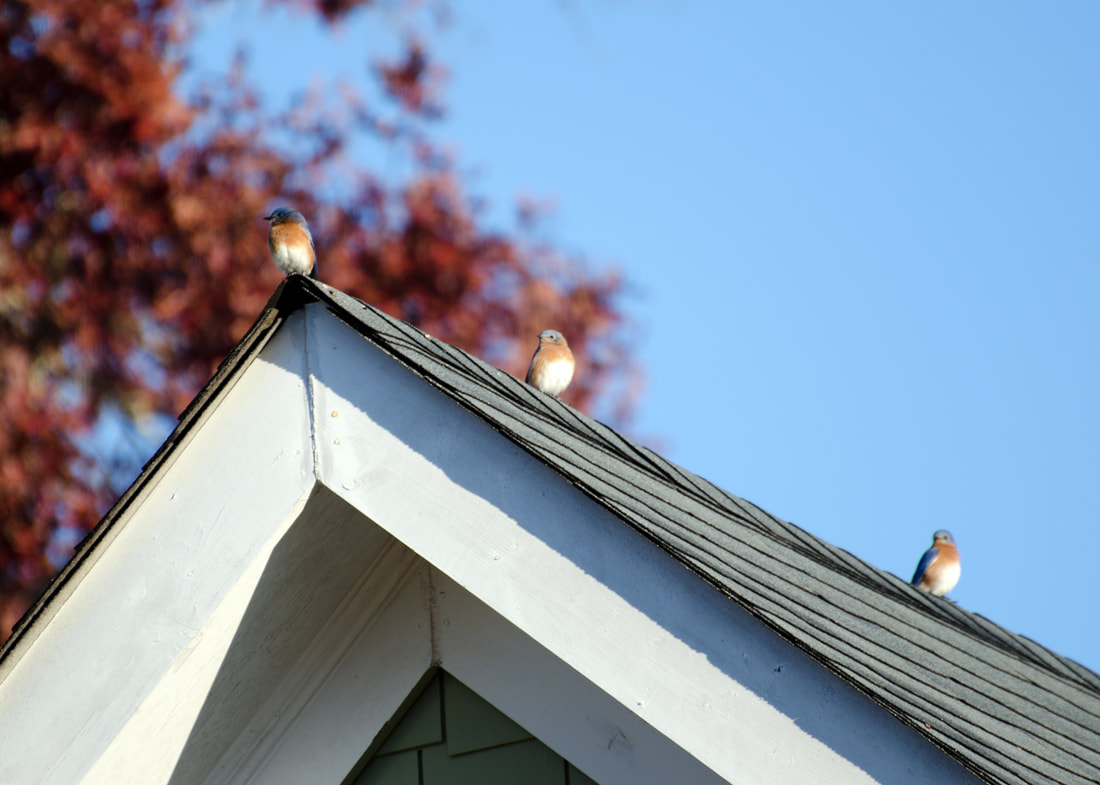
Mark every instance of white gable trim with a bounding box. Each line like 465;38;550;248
0;303;980;785
0;311;318;785
202;540;728;785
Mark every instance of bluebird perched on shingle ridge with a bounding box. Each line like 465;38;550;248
525;329;575;398
910;529;961;597
264;207;316;278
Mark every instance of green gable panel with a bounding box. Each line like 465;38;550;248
351;749;418;785
422;738;565;785
375;674;444;756
353;670;601;785
442;673;533;756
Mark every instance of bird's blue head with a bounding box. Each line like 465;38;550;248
263;207;308;226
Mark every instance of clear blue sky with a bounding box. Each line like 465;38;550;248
192;2;1100;673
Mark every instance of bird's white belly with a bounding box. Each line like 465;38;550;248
536;357;574;396
929;561;961;596
273;244;314;275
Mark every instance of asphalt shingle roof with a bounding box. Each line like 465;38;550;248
290;277;1100;785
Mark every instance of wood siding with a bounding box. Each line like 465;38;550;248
355;671;596;785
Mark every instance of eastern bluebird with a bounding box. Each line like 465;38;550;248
910;529;961;597
264;207;316;278
525;329;575;398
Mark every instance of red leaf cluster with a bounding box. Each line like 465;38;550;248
0;1;639;640
376;38;445;117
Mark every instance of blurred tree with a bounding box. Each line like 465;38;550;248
0;0;638;639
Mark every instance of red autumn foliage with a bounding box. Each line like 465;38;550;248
0;0;638;640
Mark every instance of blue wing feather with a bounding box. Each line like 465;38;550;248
911;547;939;584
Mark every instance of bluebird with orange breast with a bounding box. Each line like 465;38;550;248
525;330;574;398
910;530;961;597
264;207;316;278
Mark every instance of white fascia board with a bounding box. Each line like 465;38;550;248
306;304;981;785
89;491;426;785
227;552;730;785
431;567;731;785
0;311;318;785
203;530;433;785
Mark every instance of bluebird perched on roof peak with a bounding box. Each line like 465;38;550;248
525;329;575;398
264;207;316;278
911;529;961;597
